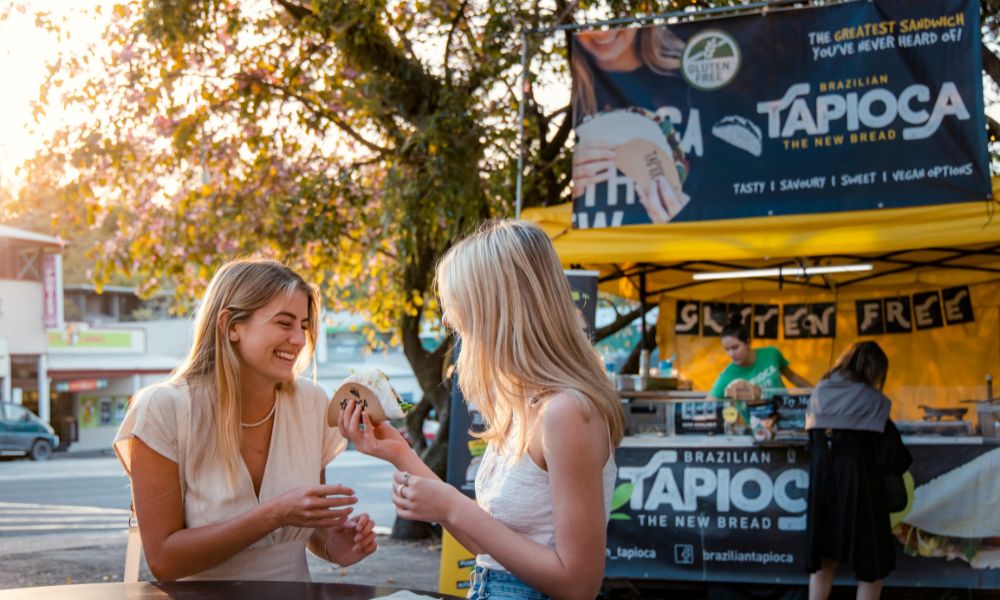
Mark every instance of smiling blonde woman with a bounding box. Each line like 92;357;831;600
114;258;377;581
340;220;624;600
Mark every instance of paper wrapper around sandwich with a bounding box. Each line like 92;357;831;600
327;372;400;426
615;138;684;196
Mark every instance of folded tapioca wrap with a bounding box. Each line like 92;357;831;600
327;369;413;426
576;108;688;195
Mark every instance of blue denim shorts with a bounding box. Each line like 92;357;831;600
467;565;550;600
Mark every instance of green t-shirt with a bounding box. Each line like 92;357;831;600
709;346;790;398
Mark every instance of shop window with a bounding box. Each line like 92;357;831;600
98;397;113;426
16;248;41;281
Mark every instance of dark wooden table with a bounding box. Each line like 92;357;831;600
0;581;464;600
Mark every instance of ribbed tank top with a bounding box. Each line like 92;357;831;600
474;431;617;571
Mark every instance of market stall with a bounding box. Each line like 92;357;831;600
439;0;998;593
519;185;1000;588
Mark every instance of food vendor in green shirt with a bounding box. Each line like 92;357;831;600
707;314;812;400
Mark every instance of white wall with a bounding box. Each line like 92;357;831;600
0;280;45;354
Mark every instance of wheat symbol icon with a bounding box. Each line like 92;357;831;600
690;37;719;62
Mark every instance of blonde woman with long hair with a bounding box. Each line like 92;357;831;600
340;220;624;600
114;258;377;581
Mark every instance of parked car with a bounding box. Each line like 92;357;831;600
0;402;59;460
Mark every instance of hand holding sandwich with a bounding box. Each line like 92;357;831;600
572;139;616;198
338;399;413;464
635;175;690;223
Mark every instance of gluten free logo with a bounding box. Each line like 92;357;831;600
682;29;741;91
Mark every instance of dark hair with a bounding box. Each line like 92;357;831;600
720;312;749;343
824;341;889;390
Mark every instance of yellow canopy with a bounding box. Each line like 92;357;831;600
524;178;1000;420
523;177;1000;299
524;178;1000;265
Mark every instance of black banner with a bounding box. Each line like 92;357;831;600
752;304;780;340
783;303;837;339
884;296;914;333
942;285;975;324
912;291;944;330
856;299;885;335
856;285;975;334
675;300;701;335
566;270;600;340
702;302;729;337
605;442;1000;587
571;0;989;228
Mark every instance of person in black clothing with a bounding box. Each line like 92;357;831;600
805;341;912;600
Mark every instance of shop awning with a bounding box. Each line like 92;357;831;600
523;177;1000;299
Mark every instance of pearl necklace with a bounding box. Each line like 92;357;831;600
241;401;277;428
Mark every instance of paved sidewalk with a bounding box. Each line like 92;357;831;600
0;533;442;592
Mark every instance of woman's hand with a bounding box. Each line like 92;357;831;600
265;484;356;530
572;139;616;198
391;470;467;524
636;175;690;223
323;513;378;567
338;399;411;464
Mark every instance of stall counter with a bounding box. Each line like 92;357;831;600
608;432;1000;588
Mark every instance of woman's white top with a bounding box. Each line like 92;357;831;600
474;427;617;571
114;377;345;581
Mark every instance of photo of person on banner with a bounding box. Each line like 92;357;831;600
571;26;694;228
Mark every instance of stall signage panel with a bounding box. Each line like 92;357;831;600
676;300;833;339
855;299;885;335
607;445;809;581
727;304;753;331
675;300;701;335
912;291;944;330
782;303;836;339
701;303;728;336
565;270;600;340
606;443;1000;587
856;285;975;334
752;304;780;339
942;285;974;324
571;0;989;229
884;297;913;333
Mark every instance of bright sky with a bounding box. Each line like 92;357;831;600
0;1;111;190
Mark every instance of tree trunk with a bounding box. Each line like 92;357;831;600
621;326;659;375
391;311;453;540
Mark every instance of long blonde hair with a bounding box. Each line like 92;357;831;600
572;25;686;121
172;258;320;486
436;220;624;457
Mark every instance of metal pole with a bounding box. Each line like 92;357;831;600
639;273;648;348
515;28;527;219
527;0;847;35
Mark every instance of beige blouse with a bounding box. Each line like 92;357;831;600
114;377;346;581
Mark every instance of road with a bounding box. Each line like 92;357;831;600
0;450;398;551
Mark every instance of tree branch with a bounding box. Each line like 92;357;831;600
988;114;1000;142
392;24;418;60
539;106;572;163
246;73;389;153
444;0;470;84
595;302;657;342
277;0;448;126
984;40;1000;87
